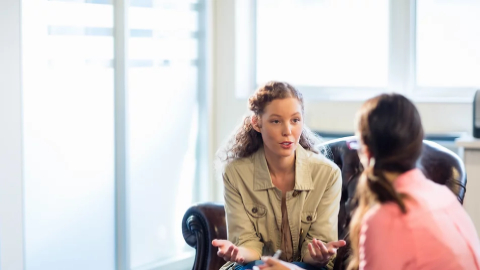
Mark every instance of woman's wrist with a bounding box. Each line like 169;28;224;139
237;246;261;263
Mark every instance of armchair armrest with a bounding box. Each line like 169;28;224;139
182;202;227;270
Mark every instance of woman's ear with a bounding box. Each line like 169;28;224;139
357;141;372;169
251;115;261;133
363;145;372;162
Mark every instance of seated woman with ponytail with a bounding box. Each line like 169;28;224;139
212;81;345;270
259;93;480;270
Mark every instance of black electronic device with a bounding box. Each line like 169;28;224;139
474;90;480;138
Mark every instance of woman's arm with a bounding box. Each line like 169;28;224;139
215;166;263;263
301;167;343;266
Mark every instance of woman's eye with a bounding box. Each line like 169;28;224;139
293;118;301;123
271;120;280;124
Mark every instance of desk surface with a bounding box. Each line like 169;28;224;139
456;135;480;149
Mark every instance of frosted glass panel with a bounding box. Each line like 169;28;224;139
46;1;113;27
256;0;389;87
416;0;480;88
127;2;199;268
127;67;198;268
22;0;115;269
129;6;197;31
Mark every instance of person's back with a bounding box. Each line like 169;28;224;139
360;169;480;270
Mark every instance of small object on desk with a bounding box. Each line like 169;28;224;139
272;249;282;259
474;89;480;138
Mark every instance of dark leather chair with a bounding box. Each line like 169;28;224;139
182;137;467;270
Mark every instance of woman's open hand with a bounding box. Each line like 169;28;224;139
212;239;245;264
307;239;346;264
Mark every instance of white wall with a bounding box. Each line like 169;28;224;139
0;0;25;269
305;101;471;134
211;0;473;201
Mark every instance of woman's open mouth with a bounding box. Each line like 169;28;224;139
280;141;293;149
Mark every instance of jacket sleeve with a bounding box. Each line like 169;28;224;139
301;166;342;263
223;166;263;258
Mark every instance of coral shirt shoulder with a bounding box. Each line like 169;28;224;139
359;169;480;270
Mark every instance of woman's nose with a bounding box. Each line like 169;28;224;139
282;124;292;136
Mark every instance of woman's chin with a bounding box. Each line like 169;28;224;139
276;147;296;157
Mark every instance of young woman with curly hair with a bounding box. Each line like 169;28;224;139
212;81;345;270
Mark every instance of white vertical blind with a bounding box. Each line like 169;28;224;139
127;0;199;268
22;0;115;269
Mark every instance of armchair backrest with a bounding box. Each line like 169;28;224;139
323;137;467;239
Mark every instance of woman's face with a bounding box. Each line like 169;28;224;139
254;98;303;158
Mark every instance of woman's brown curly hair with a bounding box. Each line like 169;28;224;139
222;81;321;162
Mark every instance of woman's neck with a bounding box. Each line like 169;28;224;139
264;149;295;176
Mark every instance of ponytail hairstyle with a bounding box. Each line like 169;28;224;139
220;81;321;163
347;93;424;270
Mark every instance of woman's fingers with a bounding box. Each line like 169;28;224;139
213;239;235;262
308;242;316;257
213;239;230;256
223;245;235;261
212;240;245;263
327;240;347;255
212;239;228;247
218;244;232;260
231;246;239;262
309;242;323;261
310;239;334;263
236;256;245;264
217;243;229;257
313;240;326;261
328;240;347;249
309;239;346;263
317;239;329;256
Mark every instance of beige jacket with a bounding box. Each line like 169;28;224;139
221;145;342;269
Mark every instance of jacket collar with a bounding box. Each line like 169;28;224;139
253;144;314;191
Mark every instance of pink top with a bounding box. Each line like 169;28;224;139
360;169;480;270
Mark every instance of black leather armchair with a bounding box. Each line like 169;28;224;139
182;137;467;270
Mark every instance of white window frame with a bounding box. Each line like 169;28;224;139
235;0;477;103
0;0;25;269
